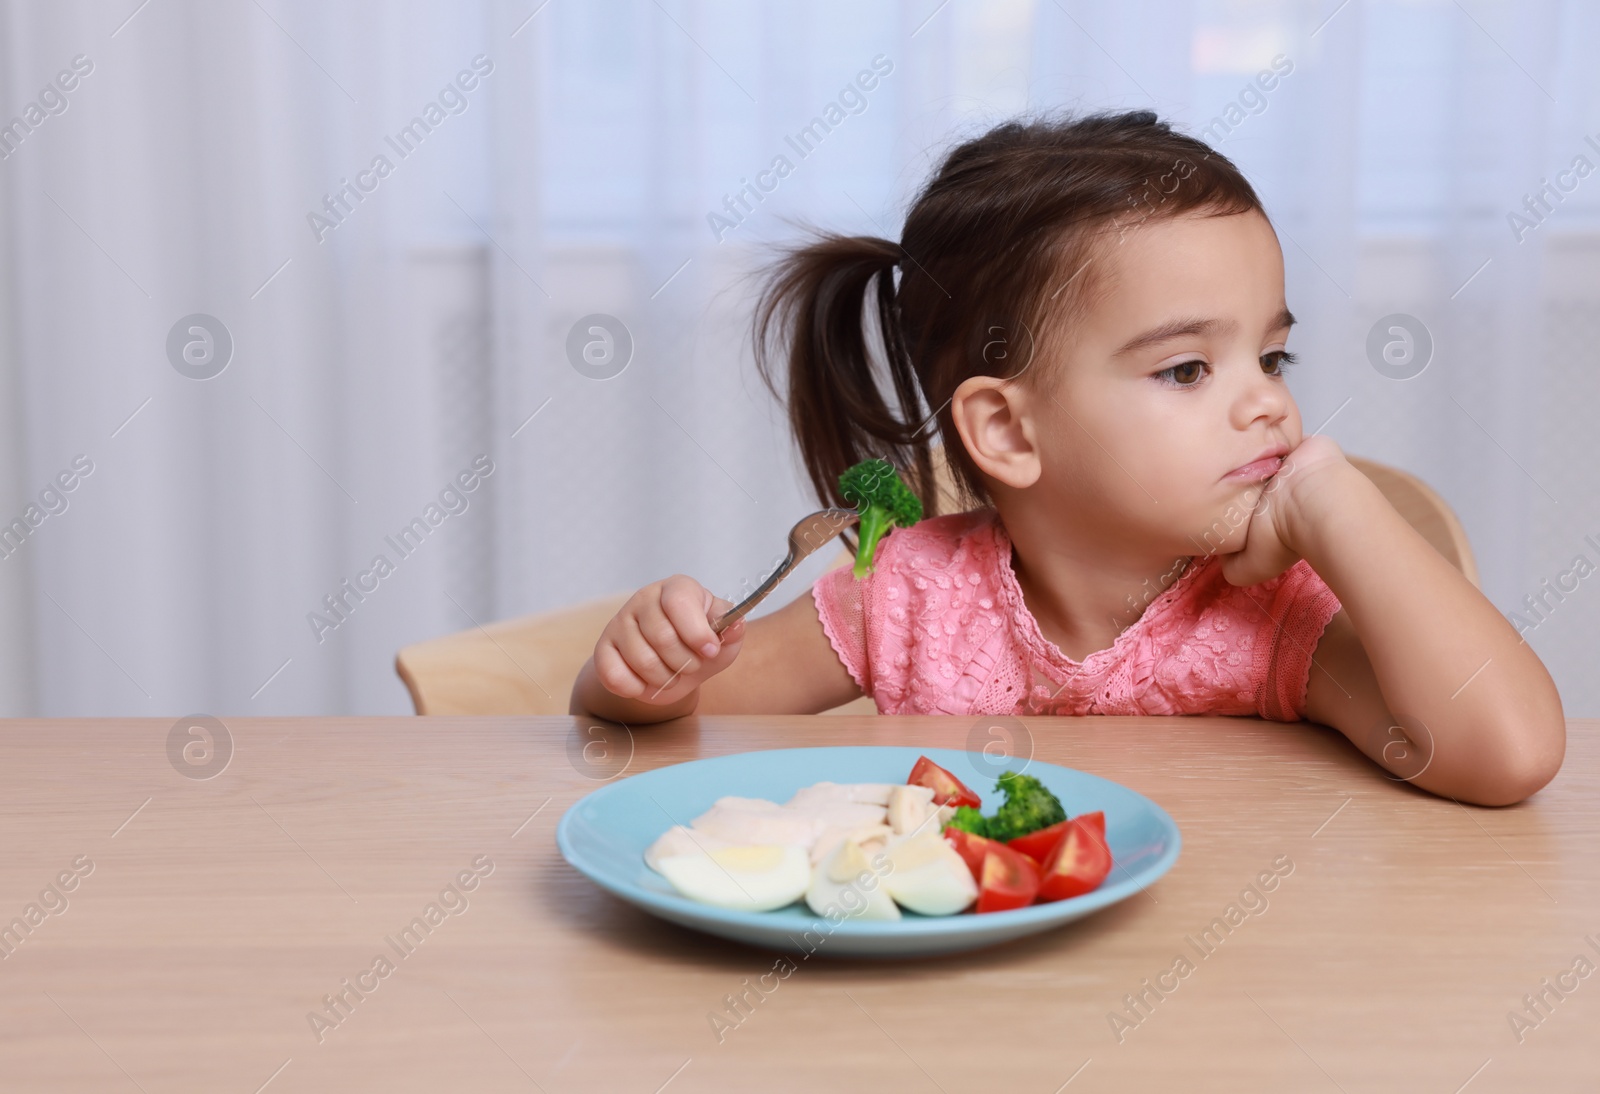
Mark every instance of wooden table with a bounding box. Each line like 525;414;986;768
1;715;1595;1092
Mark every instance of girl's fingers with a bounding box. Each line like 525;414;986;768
614;612;678;688
662;580;724;659
706;601;746;655
638;604;705;684
594;639;646;698
600;578;743;703
628;608;703;689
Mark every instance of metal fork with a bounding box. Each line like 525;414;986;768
711;508;860;634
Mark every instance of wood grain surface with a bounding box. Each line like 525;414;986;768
0;714;1594;1092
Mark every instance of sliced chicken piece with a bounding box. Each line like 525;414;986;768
785;782;895;809
688;803;822;848
887;784;936;835
708;795;785;813
844;783;895;806
776;784;889;832
786;799;888;830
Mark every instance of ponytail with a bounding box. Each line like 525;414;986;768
752;234;944;550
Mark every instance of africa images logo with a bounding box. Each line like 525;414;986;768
306;55;494;242
307;456;494;643
706;53;894;243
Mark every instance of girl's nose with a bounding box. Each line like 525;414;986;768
1229;359;1291;430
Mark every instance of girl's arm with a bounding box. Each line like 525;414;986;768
569;577;863;723
1227;437;1566;806
696;587;865;714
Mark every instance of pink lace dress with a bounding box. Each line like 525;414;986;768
812;507;1341;720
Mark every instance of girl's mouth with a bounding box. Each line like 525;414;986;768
1223;455;1286;482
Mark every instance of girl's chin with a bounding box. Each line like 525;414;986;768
1176;501;1256;555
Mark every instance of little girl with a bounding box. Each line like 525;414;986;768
571;109;1565;807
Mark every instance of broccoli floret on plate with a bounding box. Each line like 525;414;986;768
982;771;1067;843
939;773;1066;844
944;805;990;839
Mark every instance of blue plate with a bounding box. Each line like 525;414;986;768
556;746;1181;957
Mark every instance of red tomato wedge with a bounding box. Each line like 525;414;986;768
1037;816;1113;902
943;828;1004;880
1006;820;1071;865
1007;814;1105;865
907;756;981;809
975;843;1041;914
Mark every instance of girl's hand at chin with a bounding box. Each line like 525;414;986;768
1220;434;1349;587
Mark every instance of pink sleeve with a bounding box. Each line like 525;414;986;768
1255;560;1343;722
812;557;873;696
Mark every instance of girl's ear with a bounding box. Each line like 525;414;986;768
950;374;1041;490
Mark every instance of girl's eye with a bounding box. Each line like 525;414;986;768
1262;349;1298;376
1156;359;1207;387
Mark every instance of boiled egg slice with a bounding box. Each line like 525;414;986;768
656;844;811;912
810;822;893;866
806;838;901;921
645;825;737;875
881;828;978;916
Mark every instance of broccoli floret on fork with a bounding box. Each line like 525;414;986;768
838;458;923;580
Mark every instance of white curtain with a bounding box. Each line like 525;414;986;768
1;0;1596;717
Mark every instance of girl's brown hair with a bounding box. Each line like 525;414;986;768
753;108;1266;526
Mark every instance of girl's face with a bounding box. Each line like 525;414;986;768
1032;207;1303;559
